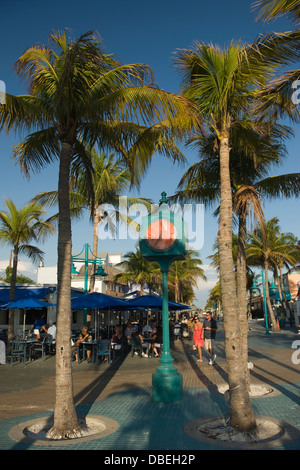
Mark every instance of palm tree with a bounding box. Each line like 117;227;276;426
254;0;300;24
168;249;206;304
0;31;199;439
175;121;300;389
275;232;300;315
246;218;299;329
32;147;153;292
253;1;300;121
0;199;54;339
114;247;160;294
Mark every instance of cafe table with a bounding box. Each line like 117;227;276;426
9;337;38;363
79;340;98;363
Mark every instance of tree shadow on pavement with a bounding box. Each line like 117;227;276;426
74;351;131;417
181;340;228;394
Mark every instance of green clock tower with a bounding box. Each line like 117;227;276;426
139;192;186;403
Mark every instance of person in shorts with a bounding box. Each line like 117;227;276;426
203;311;218;365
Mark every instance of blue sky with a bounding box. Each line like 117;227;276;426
0;0;299;307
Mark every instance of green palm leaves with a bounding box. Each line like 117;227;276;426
0;199;54;338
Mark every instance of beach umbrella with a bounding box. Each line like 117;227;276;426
128;294;190;310
71;292;128;310
3;298;55;338
3;298;55;309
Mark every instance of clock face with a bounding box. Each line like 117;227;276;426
146;219;177;250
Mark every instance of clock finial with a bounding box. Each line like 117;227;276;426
159;191;168;205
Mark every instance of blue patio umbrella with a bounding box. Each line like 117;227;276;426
3;298;55;309
3;298;55;338
71;292;128;310
0;287;50;307
128;294;190;310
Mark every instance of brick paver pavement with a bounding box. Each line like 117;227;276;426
0;320;299;450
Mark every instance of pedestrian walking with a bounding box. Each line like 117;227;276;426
203;311;218;365
193;317;204;362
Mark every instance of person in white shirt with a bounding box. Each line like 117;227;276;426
47;322;57;339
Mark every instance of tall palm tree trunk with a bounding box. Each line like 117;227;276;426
50;141;81;439
218;137;256;432
236;211;251;391
279;265;292;320
264;260;280;331
8;246;19;339
88;206;101;293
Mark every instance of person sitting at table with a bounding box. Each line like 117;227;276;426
152;323;162;357
124;321;133;340
124;321;133;350
47;322;57;340
47;322;57;353
111;325;123;352
131;325;149;357
74;326;91;362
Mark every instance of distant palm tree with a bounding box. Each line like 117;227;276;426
0;199;54;339
33;147;152;292
246;218;299;330
114;247;160;294
168;249;206;304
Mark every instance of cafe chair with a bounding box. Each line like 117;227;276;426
10;340;28;365
130;335;150;358
95;339;111;364
33;334;53;360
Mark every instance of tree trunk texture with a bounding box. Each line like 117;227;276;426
88;206;101;293
264;261;280;332
279;265;292;320
236;212;251;391
218;137;256;432
8;246;18;340
49;141;81;439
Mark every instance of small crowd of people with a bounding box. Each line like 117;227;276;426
124;320;163;357
174;312;218;365
31;312;218;365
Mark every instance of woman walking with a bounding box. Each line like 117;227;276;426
193;317;204;362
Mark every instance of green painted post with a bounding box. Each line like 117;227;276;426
152;261;182;403
83;243;89;326
261;269;271;336
139;191;185;403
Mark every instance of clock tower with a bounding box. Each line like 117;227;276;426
139;192;186;403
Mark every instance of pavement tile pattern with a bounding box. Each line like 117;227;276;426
0;321;299;450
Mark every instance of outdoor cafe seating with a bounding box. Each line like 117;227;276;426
94;339;111;364
32;334;53;361
131;334;151;358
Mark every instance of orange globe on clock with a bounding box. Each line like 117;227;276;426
146;219;177;250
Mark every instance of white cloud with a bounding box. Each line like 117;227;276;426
0;259;37;277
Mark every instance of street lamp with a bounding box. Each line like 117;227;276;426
251;269;271;336
140;191;186;403
71;243;108;324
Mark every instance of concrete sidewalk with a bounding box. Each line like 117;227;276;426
0;320;299;450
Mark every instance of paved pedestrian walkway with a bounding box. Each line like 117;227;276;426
0;320;299;450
